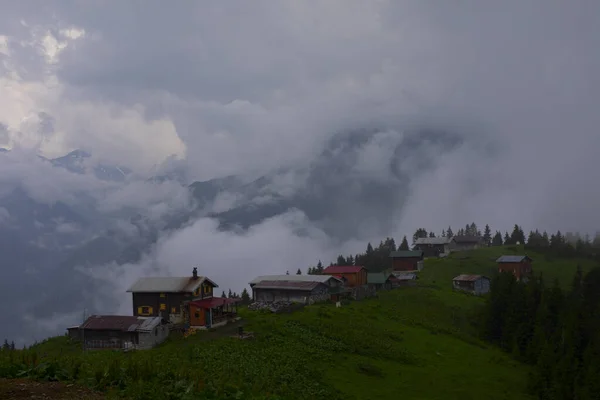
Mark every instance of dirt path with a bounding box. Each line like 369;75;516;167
0;379;104;400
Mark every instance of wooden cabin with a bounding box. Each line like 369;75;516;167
126;267;218;323
67;315;169;350
496;255;533;281
389;251;424;271
248;275;345;303
322;265;368;287
452;275;491;295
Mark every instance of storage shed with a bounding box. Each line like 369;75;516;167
452;275;491;295
68;315;169;350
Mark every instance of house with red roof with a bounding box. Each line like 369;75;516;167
322;265;368;287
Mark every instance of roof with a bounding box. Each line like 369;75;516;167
389;250;424;258
453;274;489;282
496;255;532;263
189;297;241;308
127;276;218;293
79;315;163;332
252;280;322;291
248;274;341;285
414;237;452;245
323;265;365;274
367;273;393;284
391;271;417;280
453;235;483;244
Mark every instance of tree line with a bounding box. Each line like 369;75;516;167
306;222;600;273
480;267;600;398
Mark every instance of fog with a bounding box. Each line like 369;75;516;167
1;1;599;344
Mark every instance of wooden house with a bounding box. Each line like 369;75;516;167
496;255;533;281
188;297;240;329
367;272;393;291
452;275;491;295
390;271;418;287
67;315;169;350
389;251;424;271
452;235;485;251
413;237;454;257
248;275;345;303
322;265;368;287
126;267;217;323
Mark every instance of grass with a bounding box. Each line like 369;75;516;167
421;244;597;290
3;245;588;399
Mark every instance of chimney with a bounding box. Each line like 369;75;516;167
192;267;198;279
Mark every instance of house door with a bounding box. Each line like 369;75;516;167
206;309;212;328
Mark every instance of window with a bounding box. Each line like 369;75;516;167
159;293;166;298
159;303;166;311
137;306;153;315
171;307;177;314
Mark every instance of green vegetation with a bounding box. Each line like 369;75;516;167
1;244;596;399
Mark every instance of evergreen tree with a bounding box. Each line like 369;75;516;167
9;341;14;351
441;229;446;237
2;339;8;351
492;231;503;246
296;268;302;275
286;270;290;275
316;261;324;273
503;232;511;245
228;289;233;298
483;224;492;246
399;236;410;251
412;228;428;244
221;291;227;298
428;231;436;238
336;255;347;265
241;288;250;303
446;226;454;238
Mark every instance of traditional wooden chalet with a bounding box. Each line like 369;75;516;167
452;275;491;295
249;275;345;303
367;272;394;291
496;255;533;281
413;237;454;257
322;265;368;287
126;267;217;323
67;315;169;350
452;235;485;251
390;271;418;287
389;251;424;271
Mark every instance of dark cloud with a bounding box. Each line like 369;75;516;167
1;1;600;344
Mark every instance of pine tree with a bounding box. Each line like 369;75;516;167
446;226;454;238
492;231;503;246
296;268;302;275
504;232;511;245
2;339;8;351
412;228;428;244
286;270;290;275
316;261;323;273
221;291;227;298
241;288;251;303
399;236;410;251
9;341;14;351
483;224;492;246
228;289;232;298
428;231;436;238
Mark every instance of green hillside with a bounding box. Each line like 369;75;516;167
3;245;590;399
421;244;596;290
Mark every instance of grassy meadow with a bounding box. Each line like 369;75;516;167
1;245;589;399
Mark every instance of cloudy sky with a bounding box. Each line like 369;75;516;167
1;1;600;342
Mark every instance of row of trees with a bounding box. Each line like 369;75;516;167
480;267;600;398
1;340;15;351
221;288;251;304
306;222;600;274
